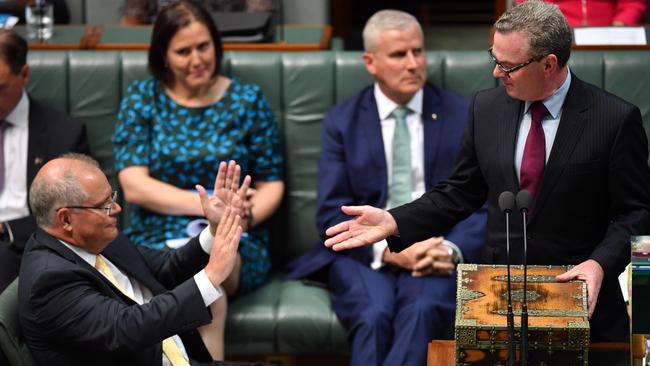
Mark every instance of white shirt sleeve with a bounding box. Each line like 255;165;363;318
193;227;223;306
371;240;389;270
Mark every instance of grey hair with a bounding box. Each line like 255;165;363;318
362;9;423;52
29;153;100;228
495;0;572;67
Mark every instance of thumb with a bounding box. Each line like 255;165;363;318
556;268;576;282
196;185;210;209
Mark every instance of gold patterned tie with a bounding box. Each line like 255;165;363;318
95;255;190;366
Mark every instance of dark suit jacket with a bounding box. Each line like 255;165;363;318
4;98;88;249
288;83;486;279
18;229;212;366
389;74;650;341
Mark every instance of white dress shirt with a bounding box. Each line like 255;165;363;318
0;91;30;223
61;227;222;366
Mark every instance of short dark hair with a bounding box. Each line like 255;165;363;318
494;0;572;67
148;0;223;86
0;30;27;75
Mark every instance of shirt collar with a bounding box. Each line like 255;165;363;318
525;69;571;119
59;239;98;267
5;91;29;128
373;83;423;120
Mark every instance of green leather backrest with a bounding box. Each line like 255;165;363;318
26;50;650;264
0;279;35;366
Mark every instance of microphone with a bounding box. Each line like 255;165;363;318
516;190;533;366
498;191;516;366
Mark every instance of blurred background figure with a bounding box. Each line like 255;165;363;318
121;0;274;25
515;0;647;26
0;0;69;24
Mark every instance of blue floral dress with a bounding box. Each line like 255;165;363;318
113;77;282;293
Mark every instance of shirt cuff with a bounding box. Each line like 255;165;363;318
198;227;214;254
442;239;464;264
194;269;223;307
371;240;389;270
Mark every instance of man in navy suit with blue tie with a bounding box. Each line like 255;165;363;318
288;10;486;366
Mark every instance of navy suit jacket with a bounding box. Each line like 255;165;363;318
288;83;487;279
389;74;650;341
18;229;212;366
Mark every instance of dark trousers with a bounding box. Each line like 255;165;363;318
328;256;456;366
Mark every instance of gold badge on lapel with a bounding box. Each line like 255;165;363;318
34;157;44;165
431;113;438;121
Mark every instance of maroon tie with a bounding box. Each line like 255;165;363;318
520;101;548;201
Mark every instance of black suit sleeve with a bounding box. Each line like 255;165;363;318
388;94;489;252
591;105;650;276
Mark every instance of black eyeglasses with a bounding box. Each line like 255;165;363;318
488;47;543;76
59;191;118;216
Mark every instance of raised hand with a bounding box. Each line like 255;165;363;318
556;259;604;318
324;205;398;251
204;206;243;287
196;160;251;235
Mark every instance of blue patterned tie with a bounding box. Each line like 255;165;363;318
388;107;412;209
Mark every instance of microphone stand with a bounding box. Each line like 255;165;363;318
505;207;516;366
498;191;516;366
517;191;533;366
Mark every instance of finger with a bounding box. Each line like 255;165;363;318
413;256;433;272
213;162;227;192
324;220;351;239
432;261;455;273
238;175;252;201
224;160;236;192
231;164;241;193
216;206;232;236
226;215;241;243
246;187;257;198
332;238;365;252
196;184;208;204
340;205;367;217
428;248;453;262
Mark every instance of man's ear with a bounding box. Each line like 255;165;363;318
55;208;73;232
19;64;29;85
363;52;376;76
544;54;559;75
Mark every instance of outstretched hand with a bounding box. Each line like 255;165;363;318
204;206;242;287
196;160;251;235
556;259;604;318
324;205;398;251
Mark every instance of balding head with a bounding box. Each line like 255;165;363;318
30;153;102;228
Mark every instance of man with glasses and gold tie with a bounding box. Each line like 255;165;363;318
323;0;650;344
18;153;269;366
287;9;487;366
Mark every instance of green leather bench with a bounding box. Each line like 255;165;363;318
21;50;650;359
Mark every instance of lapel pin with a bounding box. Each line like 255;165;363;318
34;157;44;165
431;113;438;121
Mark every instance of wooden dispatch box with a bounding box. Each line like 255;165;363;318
455;264;589;366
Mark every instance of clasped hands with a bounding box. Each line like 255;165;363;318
383;237;456;277
196;160;251;287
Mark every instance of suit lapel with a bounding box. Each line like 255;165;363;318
499;95;524;193
359;89;387;177
102;236;168;295
27;100;48;185
532;75;589;221
422;84;442;189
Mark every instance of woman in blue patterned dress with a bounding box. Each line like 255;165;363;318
112;0;283;360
